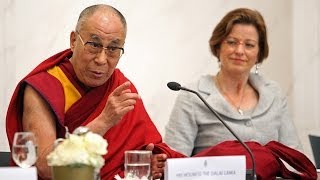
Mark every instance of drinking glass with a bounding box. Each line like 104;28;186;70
12;132;38;168
125;150;152;180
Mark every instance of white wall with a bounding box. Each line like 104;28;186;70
292;0;320;163
1;0;319;165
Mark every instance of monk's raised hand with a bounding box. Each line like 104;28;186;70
102;81;140;126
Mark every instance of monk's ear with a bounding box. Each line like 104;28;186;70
70;31;76;51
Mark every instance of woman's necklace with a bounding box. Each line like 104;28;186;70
215;75;246;115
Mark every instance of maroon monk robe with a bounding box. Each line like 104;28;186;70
6;49;184;180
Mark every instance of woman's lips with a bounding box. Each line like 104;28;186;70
231;58;246;64
232;58;245;61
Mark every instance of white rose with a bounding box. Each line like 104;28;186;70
84;132;108;155
47;128;108;169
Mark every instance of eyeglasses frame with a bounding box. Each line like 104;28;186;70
76;31;125;58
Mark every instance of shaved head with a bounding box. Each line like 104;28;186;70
75;4;127;33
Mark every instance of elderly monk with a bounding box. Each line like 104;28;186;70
6;4;183;180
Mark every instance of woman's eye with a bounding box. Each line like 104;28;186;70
245;43;255;48
226;40;237;45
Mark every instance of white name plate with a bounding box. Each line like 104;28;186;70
0;167;37;180
165;155;246;180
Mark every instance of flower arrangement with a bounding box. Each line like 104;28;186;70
47;126;108;169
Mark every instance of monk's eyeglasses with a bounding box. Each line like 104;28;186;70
76;31;124;59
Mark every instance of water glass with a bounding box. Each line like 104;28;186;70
12;132;38;168
125;150;152;180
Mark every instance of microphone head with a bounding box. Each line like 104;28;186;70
167;82;181;91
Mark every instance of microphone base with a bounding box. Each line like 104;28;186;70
246;169;256;180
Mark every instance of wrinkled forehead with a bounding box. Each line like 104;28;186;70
81;11;126;40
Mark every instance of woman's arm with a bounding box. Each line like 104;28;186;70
278;95;302;150
164;91;198;156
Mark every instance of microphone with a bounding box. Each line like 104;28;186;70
167;81;256;180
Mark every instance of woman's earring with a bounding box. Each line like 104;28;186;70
255;63;260;74
218;61;221;68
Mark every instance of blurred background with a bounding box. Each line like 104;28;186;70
0;0;319;165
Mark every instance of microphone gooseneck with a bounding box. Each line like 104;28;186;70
167;81;256;180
